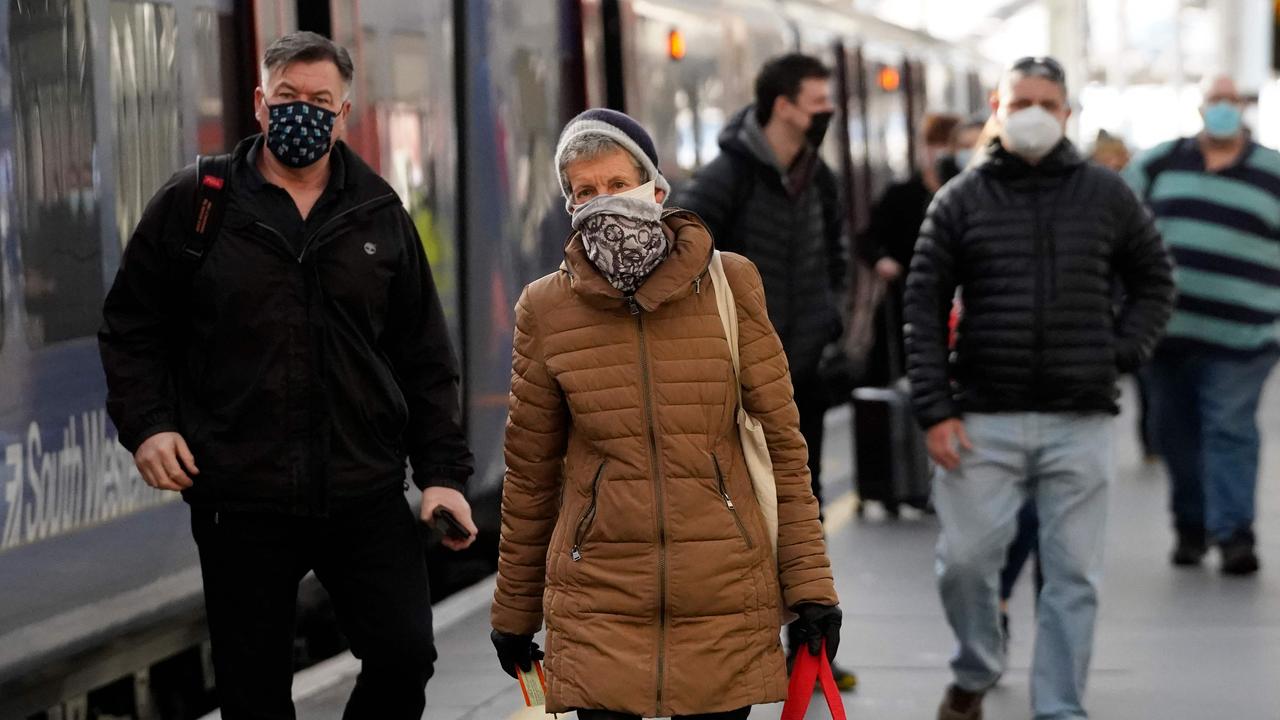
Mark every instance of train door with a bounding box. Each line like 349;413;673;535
592;0;791;193
859;44;912;202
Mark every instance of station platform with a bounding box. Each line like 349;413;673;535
222;381;1279;720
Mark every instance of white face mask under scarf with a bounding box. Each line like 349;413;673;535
571;180;668;294
1001;105;1065;162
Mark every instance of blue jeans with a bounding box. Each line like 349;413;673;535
1143;348;1280;542
934;413;1114;720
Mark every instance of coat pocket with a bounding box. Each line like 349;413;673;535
570;460;607;561
713;454;754;549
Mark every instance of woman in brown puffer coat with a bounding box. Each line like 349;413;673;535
489;109;841;720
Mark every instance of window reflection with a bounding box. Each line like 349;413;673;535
10;0;103;346
193;8;239;154
110;1;181;250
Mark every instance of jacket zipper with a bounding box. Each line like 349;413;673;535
1031;180;1045;405
298;192;399;262
570;461;608;561
635;307;668;716
252;221;294;260
712;454;753;548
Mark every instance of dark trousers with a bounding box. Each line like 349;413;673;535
192;488;436;720
999;499;1042;602
1143;348;1279;542
788;372;828;657
794;373;828;513
577;708;750;720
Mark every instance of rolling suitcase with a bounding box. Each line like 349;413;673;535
851;379;931;517
849;285;931;517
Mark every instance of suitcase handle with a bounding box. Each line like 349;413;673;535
780;640;847;720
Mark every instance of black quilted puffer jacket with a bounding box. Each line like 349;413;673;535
904;139;1175;429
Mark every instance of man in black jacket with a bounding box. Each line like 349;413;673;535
905;57;1174;720
679;53;854;689
99;32;475;719
681;53;846;507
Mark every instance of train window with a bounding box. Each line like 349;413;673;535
624;10;729;189
330;2;462;346
9;0;105;346
253;0;297;47
674;89;697;170
193;8;241;154
110;1;182;250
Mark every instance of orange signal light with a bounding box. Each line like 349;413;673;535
669;29;686;61
878;66;901;92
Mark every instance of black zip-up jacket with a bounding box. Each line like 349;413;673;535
679;105;847;378
904;139;1176;430
99;136;473;513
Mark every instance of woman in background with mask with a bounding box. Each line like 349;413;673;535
860;113;983;386
488;109;842;720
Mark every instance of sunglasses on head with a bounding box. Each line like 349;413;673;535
1010;56;1066;84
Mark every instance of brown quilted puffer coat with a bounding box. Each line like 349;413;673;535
491;210;838;716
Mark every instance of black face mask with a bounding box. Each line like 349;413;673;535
266;100;338;169
805;111;834;148
936;155;962;184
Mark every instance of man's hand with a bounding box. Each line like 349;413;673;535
421;486;477;551
926;418;973;471
875;257;903;281
134;432;199;491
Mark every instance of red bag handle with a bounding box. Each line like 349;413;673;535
780;640;847;720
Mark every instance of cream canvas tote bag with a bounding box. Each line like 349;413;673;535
707;251;780;555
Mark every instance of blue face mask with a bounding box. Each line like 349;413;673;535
1203;102;1243;139
266;100;338;168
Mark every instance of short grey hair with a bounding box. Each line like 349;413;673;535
557;134;647;193
261;31;354;91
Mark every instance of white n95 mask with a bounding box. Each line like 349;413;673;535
1002;106;1064;162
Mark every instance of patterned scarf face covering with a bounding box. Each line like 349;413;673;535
571;181;668;294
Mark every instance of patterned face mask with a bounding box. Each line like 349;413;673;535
571;182;667;294
266;100;337;169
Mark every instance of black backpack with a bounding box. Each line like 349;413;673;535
174;153;233;273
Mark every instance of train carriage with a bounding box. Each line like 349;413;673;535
0;1;992;716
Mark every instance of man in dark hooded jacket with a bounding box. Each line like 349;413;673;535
679;52;852;689
681;53;846;505
905;56;1174;720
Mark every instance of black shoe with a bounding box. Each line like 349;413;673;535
1219;529;1260;576
1171;525;1207;567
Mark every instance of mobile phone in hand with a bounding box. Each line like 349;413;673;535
433;508;471;541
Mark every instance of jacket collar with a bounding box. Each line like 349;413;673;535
233;134;397;208
561;209;713;312
976;137;1084;180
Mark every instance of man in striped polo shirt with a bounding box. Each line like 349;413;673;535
1125;75;1280;576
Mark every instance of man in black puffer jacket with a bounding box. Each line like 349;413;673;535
905;57;1174;720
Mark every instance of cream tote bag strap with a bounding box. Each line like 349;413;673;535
707;251;780;555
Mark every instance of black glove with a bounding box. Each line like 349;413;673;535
490;629;544;679
790;603;842;661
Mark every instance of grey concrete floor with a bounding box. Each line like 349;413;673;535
295;380;1280;719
